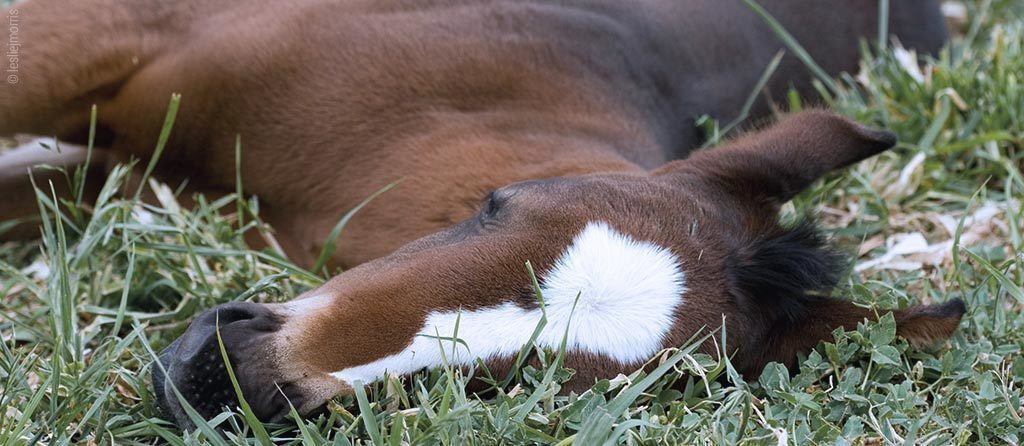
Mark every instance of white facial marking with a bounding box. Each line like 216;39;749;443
330;221;686;385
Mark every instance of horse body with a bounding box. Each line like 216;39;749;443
0;0;960;428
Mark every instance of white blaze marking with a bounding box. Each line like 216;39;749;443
330;221;686;385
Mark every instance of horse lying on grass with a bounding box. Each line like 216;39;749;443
0;0;959;429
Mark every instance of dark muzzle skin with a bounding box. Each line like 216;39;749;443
154;302;294;428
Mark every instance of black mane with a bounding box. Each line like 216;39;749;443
725;220;846;325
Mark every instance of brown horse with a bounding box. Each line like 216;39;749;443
0;0;960;428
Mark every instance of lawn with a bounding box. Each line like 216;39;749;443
1;1;1023;444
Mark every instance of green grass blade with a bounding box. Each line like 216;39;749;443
133;94;181;201
877;0;890;49
741;0;839;95
353;380;386;446
214;314;273;446
963;249;1024;305
74;104;98;210
312;180;401;277
235;134;246;230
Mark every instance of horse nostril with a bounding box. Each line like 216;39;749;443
173;302;278;359
199;301;275;328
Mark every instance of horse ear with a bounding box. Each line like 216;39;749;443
657;110;897;204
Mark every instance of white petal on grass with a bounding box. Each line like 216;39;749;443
893;45;925;84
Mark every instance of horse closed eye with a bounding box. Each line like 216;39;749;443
483;192;501;217
478;191;508;226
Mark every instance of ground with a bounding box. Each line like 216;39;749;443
1;1;1022;444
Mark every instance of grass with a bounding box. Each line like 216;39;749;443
2;1;1023;444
